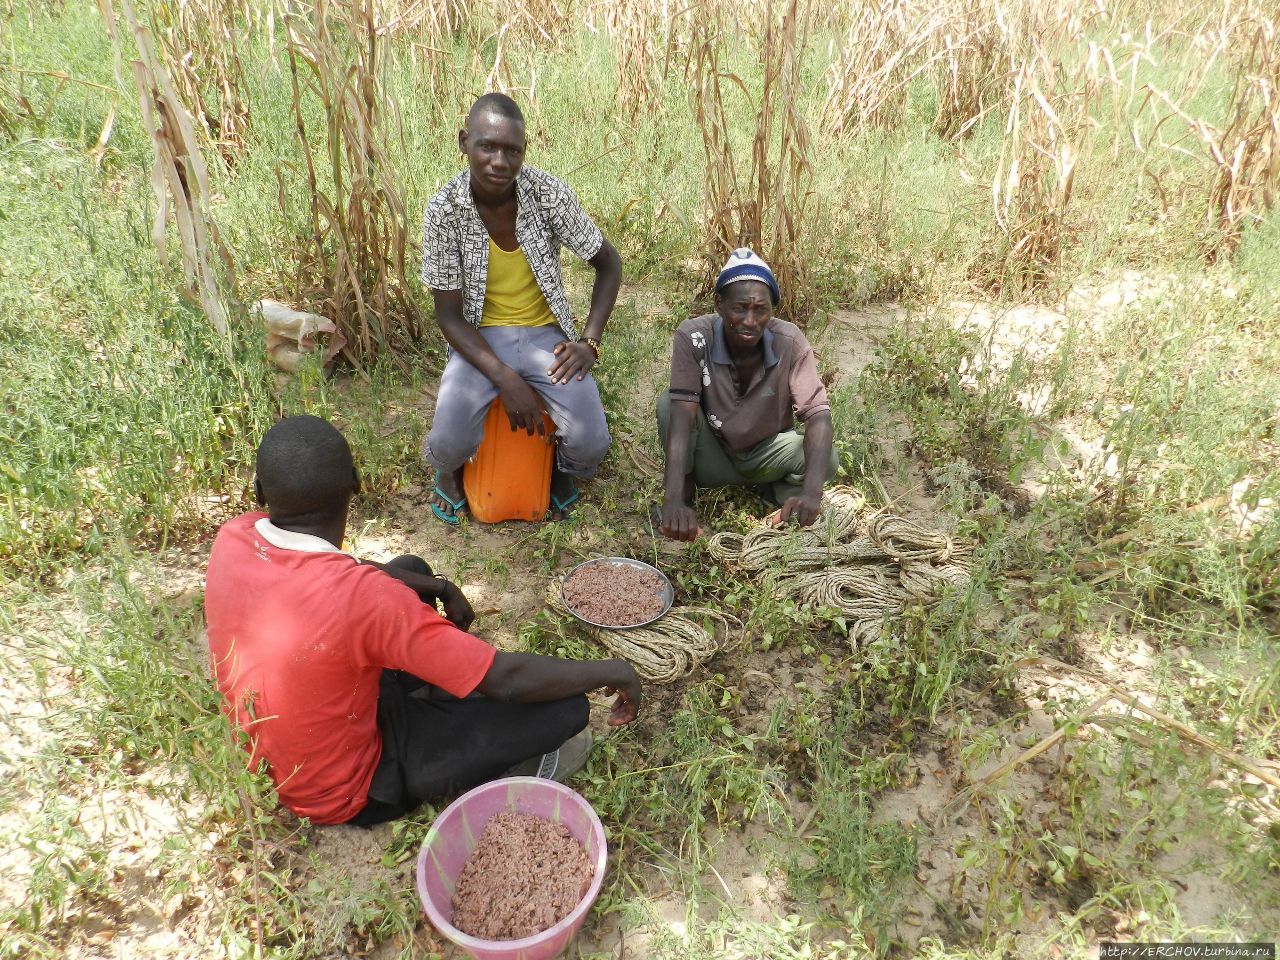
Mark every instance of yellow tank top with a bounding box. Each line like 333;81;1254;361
480;239;557;328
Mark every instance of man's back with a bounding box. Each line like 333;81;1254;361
204;512;493;823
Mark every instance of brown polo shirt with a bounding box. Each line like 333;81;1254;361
667;313;830;453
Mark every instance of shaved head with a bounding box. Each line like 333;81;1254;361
466;92;525;131
255;415;357;519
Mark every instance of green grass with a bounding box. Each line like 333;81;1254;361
3;0;1280;957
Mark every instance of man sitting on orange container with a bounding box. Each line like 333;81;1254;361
419;93;622;524
204;415;642;825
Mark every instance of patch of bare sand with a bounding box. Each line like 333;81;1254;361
20;275;1276;957
815;303;908;385
936;272;1243;482
1;590;226;958
876;619;1280;953
946;271;1220;384
578;819;794;959
0;648;60;930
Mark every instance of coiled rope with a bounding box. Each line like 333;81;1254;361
542;486;973;677
708;485;975;648
544;582;740;684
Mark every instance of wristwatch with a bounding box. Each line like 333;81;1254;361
579;337;601;359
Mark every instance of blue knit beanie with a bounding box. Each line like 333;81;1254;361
715;248;780;306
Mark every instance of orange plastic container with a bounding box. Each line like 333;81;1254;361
462;397;555;523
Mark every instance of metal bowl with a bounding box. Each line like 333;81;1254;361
560;557;674;630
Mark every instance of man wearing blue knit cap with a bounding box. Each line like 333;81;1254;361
656;248;837;540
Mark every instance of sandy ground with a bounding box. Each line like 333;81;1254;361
6;279;1278;957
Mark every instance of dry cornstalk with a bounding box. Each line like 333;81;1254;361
0;79;18;137
106;0;236;337
282;0;423;363
374;0;468;37
0;12;35;136
931;0;1017;139
0;67;119;160
143;0;254;166
1147;13;1278;258
405;39;464;119
490;0;575;49
988;37;1098;291
464;23;548;143
4;0;117;134
951;655;1280;813
687;3;735;261
385;0;468;113
688;0;818;323
483;22;518;97
2;0;69;25
821;0;944;139
604;0;662;121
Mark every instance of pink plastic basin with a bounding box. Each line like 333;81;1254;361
416;777;608;960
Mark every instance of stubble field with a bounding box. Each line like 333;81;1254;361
2;0;1278;957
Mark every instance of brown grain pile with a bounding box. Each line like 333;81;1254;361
561;561;667;626
450;812;593;941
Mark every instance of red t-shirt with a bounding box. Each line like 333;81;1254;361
204;512;496;824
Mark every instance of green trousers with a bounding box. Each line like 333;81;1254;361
656;393;839;503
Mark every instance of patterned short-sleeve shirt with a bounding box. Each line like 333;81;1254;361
420;166;604;341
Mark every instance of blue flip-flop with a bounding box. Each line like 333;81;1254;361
548;479;579;519
431;485;467;525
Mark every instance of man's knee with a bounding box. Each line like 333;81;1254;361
754;431;806;479
556;694;591;737
781;433;838;482
423;368;492;470
423;420;481;471
656;392;705;470
560;427;611;473
554;400;611;475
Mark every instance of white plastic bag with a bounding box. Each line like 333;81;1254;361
255;299;347;372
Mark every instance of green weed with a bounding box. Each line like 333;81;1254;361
4;0;1280;956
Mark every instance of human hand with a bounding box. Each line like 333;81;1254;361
604;662;642;726
439;581;475;631
496;372;548;437
547;340;596;384
659;500;700;541
778;494;822;528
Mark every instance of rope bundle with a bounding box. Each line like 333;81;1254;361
706;488;882;572
867;514;974;566
708;532;890;573
541;486;973;676
798;567;906;615
899;559;973;597
544;582;739;684
708;486;975;648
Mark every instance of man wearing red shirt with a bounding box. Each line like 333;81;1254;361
205;415;641;825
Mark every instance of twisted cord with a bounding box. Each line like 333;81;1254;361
544;581;740;685
706;486;975;648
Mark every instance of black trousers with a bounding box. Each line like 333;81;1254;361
346;556;589;826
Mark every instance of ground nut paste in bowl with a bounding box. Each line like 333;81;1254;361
450;812;594;941
561;560;668;627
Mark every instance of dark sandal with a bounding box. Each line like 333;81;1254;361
548;479;579;519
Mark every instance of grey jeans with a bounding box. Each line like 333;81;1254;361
423;325;611;478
